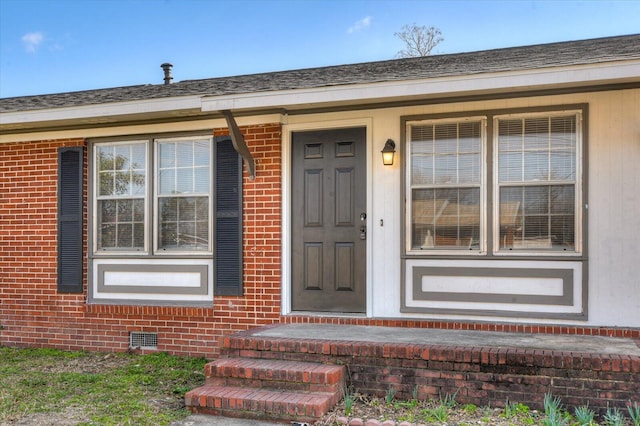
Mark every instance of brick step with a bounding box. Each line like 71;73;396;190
205;357;344;393
185;384;341;423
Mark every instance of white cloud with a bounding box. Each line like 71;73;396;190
22;32;44;53
347;16;372;34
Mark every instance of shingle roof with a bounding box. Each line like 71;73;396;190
1;34;639;113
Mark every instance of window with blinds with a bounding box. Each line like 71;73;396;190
93;135;214;255
90;135;244;298
406;109;582;256
157;138;211;251
409;118;485;251
496;114;578;252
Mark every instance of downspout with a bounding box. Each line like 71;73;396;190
221;110;256;180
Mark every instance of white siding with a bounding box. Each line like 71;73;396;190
587;89;640;326
284;88;640;327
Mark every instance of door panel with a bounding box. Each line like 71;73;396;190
304;169;323;226
304;242;323;290
335;168;355;225
292;127;366;312
335;242;355;291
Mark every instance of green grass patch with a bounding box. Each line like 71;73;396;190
0;346;207;425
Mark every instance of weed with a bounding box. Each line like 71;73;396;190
544;392;563;416
385;385;397;404
517;403;530;415
172;384;192;395
438;388;458;408
543;409;569;426
463;403;478;415
628;402;640;426
392;384;419;409
398;412;416;422
574;403;596;426
500;398;516;419
479;403;496;422
343;386;356;416
431;405;448;422
419;405;448;423
411;384;419;401
417;408;430;422
502;399;517;418
543;392;569;426
603;405;626;426
501;399;530;419
394;399;418;409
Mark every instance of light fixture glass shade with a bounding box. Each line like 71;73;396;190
381;139;396;166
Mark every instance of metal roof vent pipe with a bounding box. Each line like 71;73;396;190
161;63;173;85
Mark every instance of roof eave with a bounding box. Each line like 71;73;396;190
0;95;204;131
2;60;639;133
200;60;640;113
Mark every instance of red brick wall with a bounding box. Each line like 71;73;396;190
0;138;88;348
222;331;640;414
0;124;282;358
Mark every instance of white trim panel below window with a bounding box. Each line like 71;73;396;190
403;259;584;318
90;258;213;304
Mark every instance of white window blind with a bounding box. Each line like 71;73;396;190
157;139;211;251
406;109;581;256
409;120;483;251
496;114;578;251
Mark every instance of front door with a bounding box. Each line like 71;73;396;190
291;127;367;312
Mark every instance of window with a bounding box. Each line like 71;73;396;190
156;138;211;252
88;134;243;301
93;136;213;255
409;118;485;252
96;142;147;251
495;114;578;252
406;109;582;256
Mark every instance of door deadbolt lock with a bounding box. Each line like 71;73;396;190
360;225;367;240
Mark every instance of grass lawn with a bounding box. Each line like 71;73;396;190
3;346;639;426
0;346;207;425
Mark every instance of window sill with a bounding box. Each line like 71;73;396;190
492;250;582;257
90;252;213;259
406;249;486;257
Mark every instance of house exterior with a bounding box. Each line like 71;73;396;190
1;34;639;357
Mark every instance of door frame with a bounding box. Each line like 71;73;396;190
281;118;373;316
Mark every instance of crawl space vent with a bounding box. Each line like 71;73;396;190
130;332;158;349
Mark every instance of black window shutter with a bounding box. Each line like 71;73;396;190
214;137;243;296
57;147;84;293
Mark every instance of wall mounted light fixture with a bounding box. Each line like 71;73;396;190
381;139;396;166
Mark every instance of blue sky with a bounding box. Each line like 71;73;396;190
1;0;638;98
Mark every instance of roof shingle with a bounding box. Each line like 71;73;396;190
1;34;639;113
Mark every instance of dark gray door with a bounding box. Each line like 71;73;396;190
291;127;366;312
